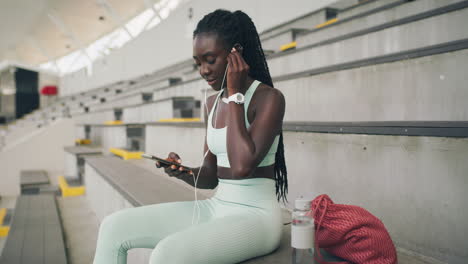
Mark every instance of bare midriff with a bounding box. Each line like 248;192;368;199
217;164;275;180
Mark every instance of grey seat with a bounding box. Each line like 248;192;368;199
0;195;67;264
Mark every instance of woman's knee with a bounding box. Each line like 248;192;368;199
98;208;134;240
149;236;193;264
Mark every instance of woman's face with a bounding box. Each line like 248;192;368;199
193;33;229;91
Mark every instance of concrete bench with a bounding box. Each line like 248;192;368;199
64;146;102;182
20;170;49;187
268;3;468;79
20;170;57;195
84;156;343;263
0;195;67;264
337;0;404;20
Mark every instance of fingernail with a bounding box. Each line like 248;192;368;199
231;47;235;52
177;159;182;163
179;167;183;171
171;165;176;169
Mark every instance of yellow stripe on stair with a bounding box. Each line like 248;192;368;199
75;138;92;145
58;176;85;197
158;118;201;122
104;120;123;125
109;148;143;160
280;41;297;51
315;18;338;29
0;208;10;237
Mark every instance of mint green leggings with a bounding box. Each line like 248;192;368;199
93;178;283;264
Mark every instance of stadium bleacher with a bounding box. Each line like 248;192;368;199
1;0;468;263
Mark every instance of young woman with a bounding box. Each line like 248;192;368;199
93;9;287;264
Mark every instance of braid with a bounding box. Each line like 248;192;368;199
194;9;288;203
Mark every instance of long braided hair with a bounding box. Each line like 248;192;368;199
194;9;288;202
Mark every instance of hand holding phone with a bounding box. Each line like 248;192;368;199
142;152;194;175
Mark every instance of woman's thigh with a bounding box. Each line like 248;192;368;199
149;209;282;264
93;200;214;263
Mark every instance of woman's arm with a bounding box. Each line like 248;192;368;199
225;49;285;178
175;141;218;189
159;94;219;189
226;88;285;178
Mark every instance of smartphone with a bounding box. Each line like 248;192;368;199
142;153;194;172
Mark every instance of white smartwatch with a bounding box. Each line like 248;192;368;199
223;93;245;104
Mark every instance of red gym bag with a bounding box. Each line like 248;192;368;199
311;195;398;264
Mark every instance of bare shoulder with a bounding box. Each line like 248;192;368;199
255;83;285;109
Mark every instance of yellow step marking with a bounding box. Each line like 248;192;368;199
58;176;85;197
315;18;338;29
109;148;143;160
104;120;123;125
280;41;297;51
75;138;92;145
158;118;201;122
0;208;10;237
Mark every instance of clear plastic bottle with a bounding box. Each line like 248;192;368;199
291;197;315;264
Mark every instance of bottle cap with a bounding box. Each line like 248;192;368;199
295;197;312;210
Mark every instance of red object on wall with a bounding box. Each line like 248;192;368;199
40;85;58;95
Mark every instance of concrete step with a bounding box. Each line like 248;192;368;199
337;0;405;20
268;3;468;79
274;48;468;122
297;0;465;49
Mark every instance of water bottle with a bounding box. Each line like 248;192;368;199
292;197;315;264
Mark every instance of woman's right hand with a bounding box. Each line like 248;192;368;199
155;152;193;177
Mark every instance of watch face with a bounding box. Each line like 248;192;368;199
229;93;244;104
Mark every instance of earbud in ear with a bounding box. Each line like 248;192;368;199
233;43;243;53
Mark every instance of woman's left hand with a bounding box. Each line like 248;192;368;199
226;47;249;96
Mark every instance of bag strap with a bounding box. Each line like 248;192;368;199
313;195;348;264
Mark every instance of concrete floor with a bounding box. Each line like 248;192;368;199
0;196;16;257
57;195;99;264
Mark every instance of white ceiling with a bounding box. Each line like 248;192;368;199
0;0;150;66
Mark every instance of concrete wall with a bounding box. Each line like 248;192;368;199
100;126;127;152
145;125;205;167
60;0;337;95
283;131;468;264
0;118;75;196
39;71;59;108
142;123;468;263
75;125;86;139
85;163;151;264
0;69;15;116
77;47;468;124
73;110;114;125
64;151;78;179
276;49;468;122
89;126;103;146
337;0;402;20
3;122;39;148
298;0;465;49
260;8;330;47
271;7;468;77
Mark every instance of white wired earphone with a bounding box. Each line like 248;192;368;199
191;61;229;225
